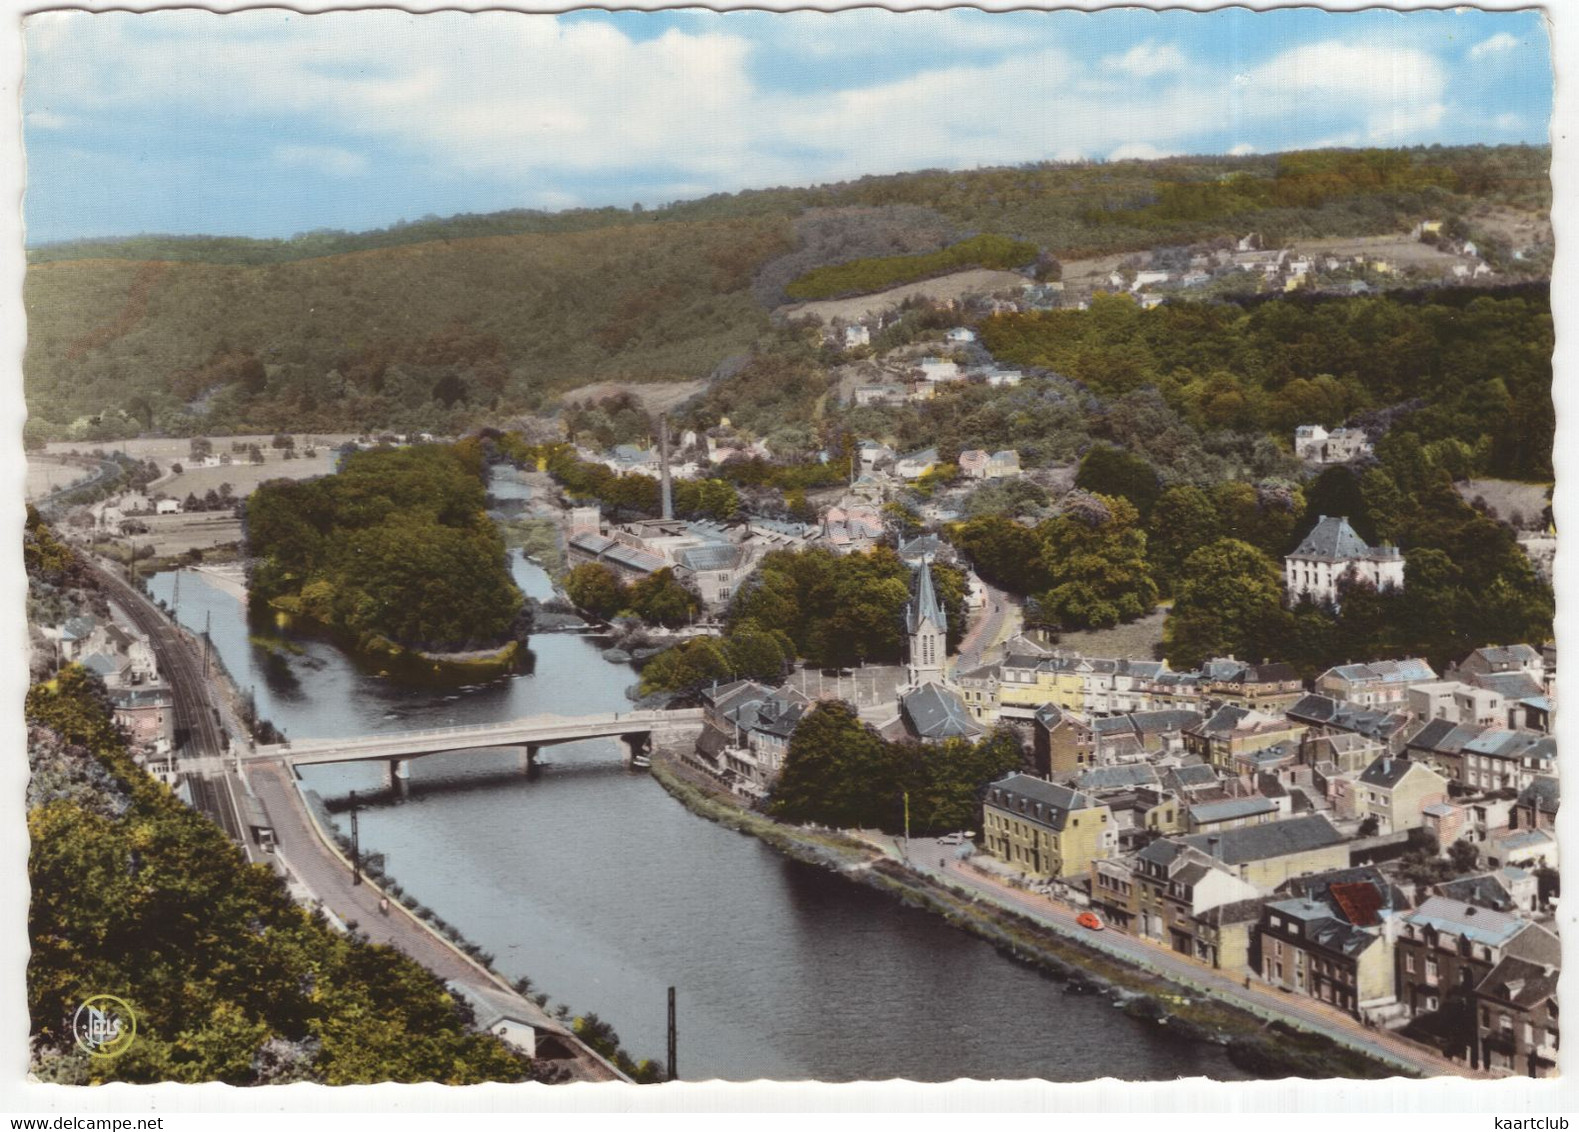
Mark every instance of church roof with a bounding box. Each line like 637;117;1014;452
905;561;947;635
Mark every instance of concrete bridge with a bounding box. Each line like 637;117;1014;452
250;708;704;790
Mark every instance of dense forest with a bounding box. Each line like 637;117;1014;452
783;233;1038;300
244;442;525;655
23;145;1549;441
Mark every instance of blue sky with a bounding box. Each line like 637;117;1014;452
22;6;1552;245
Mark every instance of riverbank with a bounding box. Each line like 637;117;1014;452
648;751;1415;1081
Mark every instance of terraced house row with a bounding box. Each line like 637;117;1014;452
975;641;1559;1076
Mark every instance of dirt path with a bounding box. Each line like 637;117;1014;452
778;268;1029;324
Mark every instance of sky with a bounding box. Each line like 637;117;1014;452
21;4;1553;245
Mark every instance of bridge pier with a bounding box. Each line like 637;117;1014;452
518;744;541;774
384;757;411;795
619;732;652;767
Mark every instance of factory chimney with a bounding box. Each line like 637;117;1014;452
659;414;674;521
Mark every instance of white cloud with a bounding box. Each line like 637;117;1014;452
1469;32;1520;60
22;13;1500;214
274;144;368;178
1102;41;1186;79
1228;142;1256;156
1496;112;1523;131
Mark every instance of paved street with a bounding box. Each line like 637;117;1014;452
859;832;1485;1079
955;579;1021;672
247;758;625;1082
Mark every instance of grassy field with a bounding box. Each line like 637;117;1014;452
1055;606;1169;662
1456;478;1551;530
159;450;340;500
25;457;96;501
779;268;1028;325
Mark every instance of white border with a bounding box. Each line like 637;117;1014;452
0;0;1572;1118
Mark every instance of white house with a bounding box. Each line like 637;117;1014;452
155;499;182;515
1294;424;1373;463
918;357;962;384
1285;516;1405;605
843;324;871;348
945;327;977;344
1131;270;1170;291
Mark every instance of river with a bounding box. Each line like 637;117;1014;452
144;477;1249;1082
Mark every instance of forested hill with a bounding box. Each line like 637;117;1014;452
24;145;1549;440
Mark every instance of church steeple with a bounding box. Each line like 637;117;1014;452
906;558;947;687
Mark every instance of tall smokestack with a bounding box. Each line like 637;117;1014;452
659;415;674;521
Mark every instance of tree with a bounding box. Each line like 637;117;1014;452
1146;484;1219;597
626;568;700;628
563;563;628;621
1163;538;1291;669
769;701;901;829
1448;839;1480;875
189;437;212;462
1033;492;1157;630
1074;444;1161;520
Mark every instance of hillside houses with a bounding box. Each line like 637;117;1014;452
1285;516;1405;604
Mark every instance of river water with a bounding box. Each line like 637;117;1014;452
145;476;1249;1082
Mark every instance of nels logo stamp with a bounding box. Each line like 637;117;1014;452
72;995;137;1057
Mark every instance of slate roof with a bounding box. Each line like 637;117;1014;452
1075;764;1161;792
1179;814;1345;865
1189;796;1278;825
1167;763;1221;791
1476;955;1559;1009
61;615;97;642
1199;897;1266;927
1406;718;1485;756
1288;694;1411;740
901;681;980;740
1358;755;1430;789
905;562;947;635
677;543;743;572
1469;671;1545;701
984;774;1099;832
1322;658;1436;686
81;652;123;677
1404;896;1526;948
1290;516;1377;560
1130;709;1204;733
1436;874;1517;913
111;687;173;709
1266;897;1380;958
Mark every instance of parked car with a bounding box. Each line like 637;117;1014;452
937;832;966;846
1076;911;1105;931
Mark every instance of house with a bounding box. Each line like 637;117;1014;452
917;357;962;384
1101;838;1258;951
984;369;1023;388
155;498;182;515
1354;756;1448;834
843;324;871;348
1286;693;1415;753
111;686;175;749
853;385;907;408
1183;704;1306;773
1450;645;1546;689
1201;657;1305;713
698;680;812;800
894;448;938;480
1174;814;1350;891
1475;956;1559;1078
57;615;101;663
945;327;977;344
958;448;1022;480
855;439;894;471
1186;795;1280;835
80;651;132;688
1512;776;1558;835
982;774;1116;880
1395;896;1560;1065
1316;658;1437;709
1284;516;1404;604
1131;270;1170;291
819;504;885;555
1257;869;1404;1017
1457;729;1555;793
955;662;1001;724
1405;681;1505;727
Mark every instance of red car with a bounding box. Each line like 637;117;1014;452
1076;911;1105;932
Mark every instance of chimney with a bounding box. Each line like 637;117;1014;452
1208;835;1222;860
659;415;674;521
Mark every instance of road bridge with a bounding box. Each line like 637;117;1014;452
251;708;705;790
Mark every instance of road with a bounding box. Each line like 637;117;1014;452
954;579;1021;672
248;757;626;1083
864;833;1487;1079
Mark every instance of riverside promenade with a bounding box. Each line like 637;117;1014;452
857;831;1487;1079
247;757;629;1082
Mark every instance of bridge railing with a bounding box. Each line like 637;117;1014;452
276;708;704;750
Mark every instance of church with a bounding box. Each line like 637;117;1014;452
905;557;948;687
